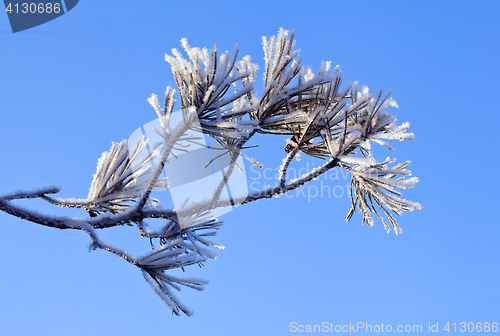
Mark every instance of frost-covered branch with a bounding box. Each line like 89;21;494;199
0;28;420;316
342;159;421;234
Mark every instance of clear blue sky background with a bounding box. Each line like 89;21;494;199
1;1;499;335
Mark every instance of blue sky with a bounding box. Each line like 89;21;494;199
1;1;499;335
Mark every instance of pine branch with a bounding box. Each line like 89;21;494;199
0;28;420;316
